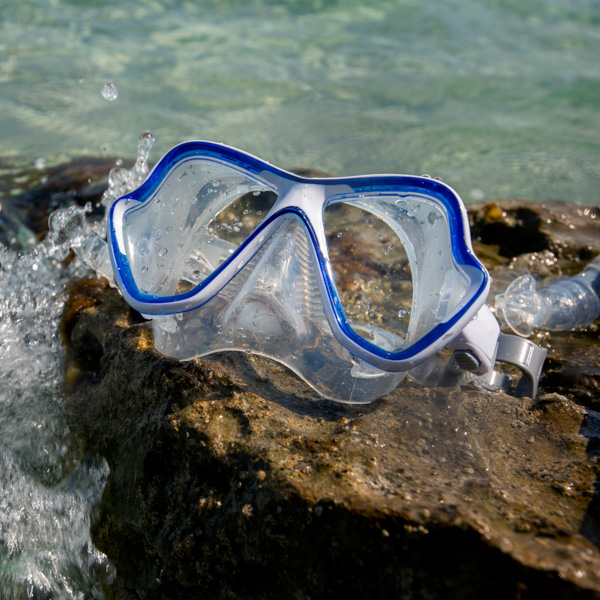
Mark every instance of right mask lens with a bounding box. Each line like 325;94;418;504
324;193;471;352
122;158;277;297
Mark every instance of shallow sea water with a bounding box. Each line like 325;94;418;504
1;0;600;202
0;0;599;597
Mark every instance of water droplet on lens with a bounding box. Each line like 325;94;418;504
101;82;118;101
158;247;168;256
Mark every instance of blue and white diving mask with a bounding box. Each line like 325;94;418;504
107;141;546;403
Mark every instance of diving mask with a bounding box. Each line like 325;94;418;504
107;141;546;403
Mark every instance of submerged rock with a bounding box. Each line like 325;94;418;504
62;200;600;599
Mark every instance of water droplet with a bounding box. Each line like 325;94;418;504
398;308;410;319
193;270;201;278
211;180;220;187
101;82;118;101
158;247;168;256
141;265;149;273
34;157;46;170
154;229;162;240
337;232;343;238
207;236;215;244
115;158;123;167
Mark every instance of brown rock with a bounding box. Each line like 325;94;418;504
62;201;600;599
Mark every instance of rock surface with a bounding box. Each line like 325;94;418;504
62;200;600;599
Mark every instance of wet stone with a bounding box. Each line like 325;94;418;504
0;156;133;247
61;200;600;599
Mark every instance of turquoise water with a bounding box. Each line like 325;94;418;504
1;0;599;203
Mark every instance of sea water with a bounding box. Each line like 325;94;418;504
0;231;114;596
0;0;599;596
1;0;599;203
0;133;154;598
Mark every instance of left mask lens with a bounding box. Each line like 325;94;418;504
121;158;277;297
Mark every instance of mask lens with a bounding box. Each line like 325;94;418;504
122;158;277;297
324;193;471;352
324;200;413;351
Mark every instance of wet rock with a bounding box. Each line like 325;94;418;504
0;157;131;246
61;202;600;599
469;200;600;264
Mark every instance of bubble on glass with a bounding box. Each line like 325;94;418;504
34;157;46;170
158;247;168;256
101;82;118;101
398;308;410;319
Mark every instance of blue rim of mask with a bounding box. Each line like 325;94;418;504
108;141;489;364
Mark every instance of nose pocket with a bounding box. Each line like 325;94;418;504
150;215;405;403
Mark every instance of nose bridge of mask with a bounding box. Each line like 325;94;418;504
149;214;406;403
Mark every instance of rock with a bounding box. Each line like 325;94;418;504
0;157;131;246
62;200;600;599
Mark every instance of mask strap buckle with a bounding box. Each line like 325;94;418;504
484;333;548;398
440;306;547;398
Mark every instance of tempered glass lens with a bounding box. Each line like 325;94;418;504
122;158;277;297
324;200;413;350
324;193;471;352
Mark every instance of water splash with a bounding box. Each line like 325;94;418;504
0;132;154;598
100;83;118;102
